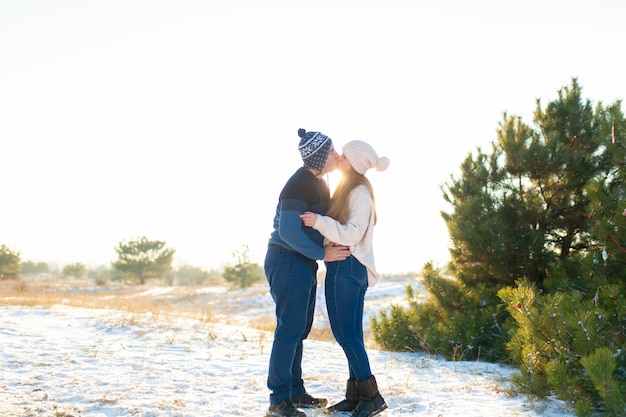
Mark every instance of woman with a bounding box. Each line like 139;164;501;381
300;140;390;417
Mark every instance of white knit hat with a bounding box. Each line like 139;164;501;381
342;140;390;175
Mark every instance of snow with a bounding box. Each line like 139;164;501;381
0;277;575;417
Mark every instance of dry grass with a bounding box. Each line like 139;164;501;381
1;279;169;314
0;278;234;323
0;277;336;343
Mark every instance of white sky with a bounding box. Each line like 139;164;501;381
1;0;625;274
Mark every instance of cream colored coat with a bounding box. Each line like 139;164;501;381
311;184;381;287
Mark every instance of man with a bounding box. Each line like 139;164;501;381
264;128;350;417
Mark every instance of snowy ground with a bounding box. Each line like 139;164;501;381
0;276;575;417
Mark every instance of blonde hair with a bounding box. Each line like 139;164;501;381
326;166;377;225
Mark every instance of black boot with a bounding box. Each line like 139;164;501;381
325;379;358;413
352;375;387;417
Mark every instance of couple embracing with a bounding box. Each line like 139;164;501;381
264;128;390;417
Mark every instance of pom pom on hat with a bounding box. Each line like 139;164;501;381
342;140;390;175
298;128;332;172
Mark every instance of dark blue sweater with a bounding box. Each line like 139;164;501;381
268;167;330;260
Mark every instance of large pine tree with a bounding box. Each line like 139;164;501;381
373;78;625;358
373;78;626;415
445;79;606;289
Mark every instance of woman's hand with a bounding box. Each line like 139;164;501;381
300;211;317;227
324;242;351;262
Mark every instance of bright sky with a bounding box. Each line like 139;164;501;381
1;0;625;274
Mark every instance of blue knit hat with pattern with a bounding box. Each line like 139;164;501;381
298;128;332;172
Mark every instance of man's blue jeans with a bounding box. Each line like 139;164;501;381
265;244;318;404
325;255;372;381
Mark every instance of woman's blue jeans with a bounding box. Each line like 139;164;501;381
264;244;318;404
325;255;372;381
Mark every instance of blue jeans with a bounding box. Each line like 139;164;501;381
265;244;318;404
325;256;372;381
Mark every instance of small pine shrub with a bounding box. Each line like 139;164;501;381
371;264;511;362
498;279;626;416
580;347;625;416
371;303;421;352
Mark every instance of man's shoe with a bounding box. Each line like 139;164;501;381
291;392;328;408
266;399;306;417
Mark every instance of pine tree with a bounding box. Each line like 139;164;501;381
372;77;626;398
112;236;175;284
0;244;21;279
223;244;264;289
